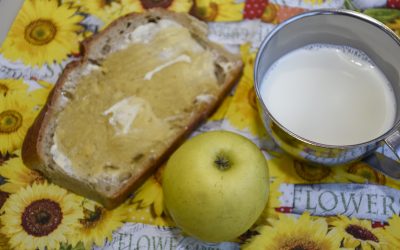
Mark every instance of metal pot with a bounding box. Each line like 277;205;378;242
254;9;400;178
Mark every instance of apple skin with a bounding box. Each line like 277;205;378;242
163;130;269;242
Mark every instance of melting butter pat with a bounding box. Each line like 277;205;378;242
103;97;143;135
144;54;191;80
51;135;77;176
195;94;215;104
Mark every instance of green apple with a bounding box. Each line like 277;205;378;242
163;130;269;242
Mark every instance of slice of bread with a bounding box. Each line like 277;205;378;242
22;9;242;209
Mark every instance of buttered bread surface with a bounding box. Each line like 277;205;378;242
53;20;219;184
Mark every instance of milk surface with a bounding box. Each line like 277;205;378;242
260;44;396;145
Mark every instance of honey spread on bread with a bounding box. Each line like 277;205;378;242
52;20;218;183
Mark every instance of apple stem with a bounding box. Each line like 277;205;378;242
214;154;231;170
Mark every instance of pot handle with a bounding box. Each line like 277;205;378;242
364;130;400;179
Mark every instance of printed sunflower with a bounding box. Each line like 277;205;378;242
132;174;164;216
80;0;125;27
28;80;54;110
346;161;387;185
191;0;244;22
72;199;128;249
121;0;193;15
243;213;342;249
0;79;29;97
80;0;121;11
0;92;38;154
329;215;391;249
127;167;175;226
224;44;268;137
60;0;83;7
384;215;400;249
0;183;84;250
0;150;45;193
260;3;279;24
0;0;83;67
256;179;283;224
208;95;233;121
0;191;9;209
0;152;14;166
126;202;175;226
0;222;11;250
267;153;364;183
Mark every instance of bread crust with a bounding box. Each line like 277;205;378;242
22;9;243;209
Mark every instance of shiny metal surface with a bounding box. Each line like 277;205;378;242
254;10;400;172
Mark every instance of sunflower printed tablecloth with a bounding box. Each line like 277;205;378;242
1;0;400;249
